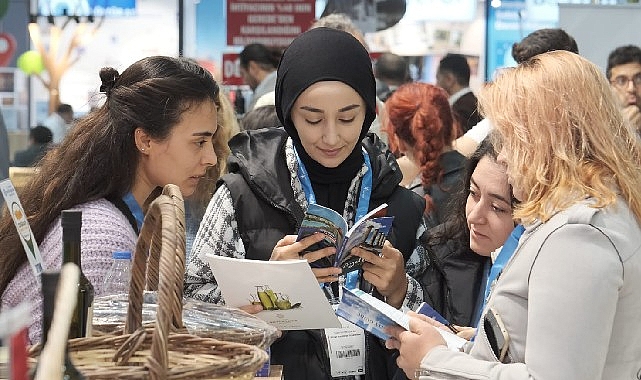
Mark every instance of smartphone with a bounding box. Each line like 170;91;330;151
483;307;510;362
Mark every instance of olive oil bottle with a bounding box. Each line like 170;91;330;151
31;271;85;379
61;210;94;339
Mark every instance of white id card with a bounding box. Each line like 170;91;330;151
0;179;44;276
325;307;366;377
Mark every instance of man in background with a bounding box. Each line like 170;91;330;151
239;43;280;112
454;28;579;157
43;103;73;144
606;45;641;134
310;12;367;46
11;126;53;167
511;28;578;64
436;53;481;134
374;52;410;102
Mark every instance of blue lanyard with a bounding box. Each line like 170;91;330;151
122;192;144;231
295;146;373;290
471;224;524;340
484;224;525;302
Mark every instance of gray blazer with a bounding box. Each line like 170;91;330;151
420;199;641;379
247;70;277;112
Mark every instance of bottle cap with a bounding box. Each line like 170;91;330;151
61;209;82;229
112;251;132;260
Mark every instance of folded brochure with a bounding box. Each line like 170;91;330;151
205;255;341;330
336;287;466;351
296;203;394;274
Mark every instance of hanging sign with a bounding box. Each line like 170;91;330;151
227;0;315;47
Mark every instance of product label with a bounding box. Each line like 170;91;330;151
0;179;44;276
85;305;93;338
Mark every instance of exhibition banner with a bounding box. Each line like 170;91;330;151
226;0;315;46
37;0;137;16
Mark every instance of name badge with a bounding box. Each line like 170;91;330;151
325;305;366;377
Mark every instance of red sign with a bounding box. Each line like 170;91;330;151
223;52;384;86
222;53;244;86
227;0;315;47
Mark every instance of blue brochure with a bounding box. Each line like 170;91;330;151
296;203;394;274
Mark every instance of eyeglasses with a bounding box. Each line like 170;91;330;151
611;73;641;89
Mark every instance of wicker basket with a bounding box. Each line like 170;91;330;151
32;185;268;379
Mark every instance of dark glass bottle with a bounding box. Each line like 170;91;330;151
61;210;94;339
31;271;85;379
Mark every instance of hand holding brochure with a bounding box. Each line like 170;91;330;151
415;302;460;334
336;287;466;351
296;203;394;274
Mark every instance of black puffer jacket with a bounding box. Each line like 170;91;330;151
418;222;489;327
220;127;425;380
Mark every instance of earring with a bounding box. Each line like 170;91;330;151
140;148;145;152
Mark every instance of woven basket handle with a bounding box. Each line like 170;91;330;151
124;184;186;378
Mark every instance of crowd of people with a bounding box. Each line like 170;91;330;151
1;14;640;380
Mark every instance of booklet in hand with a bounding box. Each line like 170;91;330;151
296;203;394;274
336;287;467;351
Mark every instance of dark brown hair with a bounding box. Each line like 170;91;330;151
511;28;578;64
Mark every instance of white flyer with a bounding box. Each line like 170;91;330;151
0;179;44;276
205;255;341;330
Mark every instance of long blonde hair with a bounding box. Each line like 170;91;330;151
189;90;238;210
479;51;641;224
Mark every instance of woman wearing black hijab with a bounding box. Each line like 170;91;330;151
186;28;427;379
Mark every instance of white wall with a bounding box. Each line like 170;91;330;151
559;3;641;73
30;0;179;122
366;0;486;92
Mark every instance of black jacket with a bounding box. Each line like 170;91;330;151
219;127;425;380
410;150;467;229
452;91;482;133
418;222;489;327
11;144;50;167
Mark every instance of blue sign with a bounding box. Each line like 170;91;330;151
39;0;136;16
485;0;563;79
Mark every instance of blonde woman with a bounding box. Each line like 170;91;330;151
185;89;237;255
387;51;641;379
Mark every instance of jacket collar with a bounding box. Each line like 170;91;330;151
226;127;403;215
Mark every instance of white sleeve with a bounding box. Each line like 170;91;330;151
464;119;492;144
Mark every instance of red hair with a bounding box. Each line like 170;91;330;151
385;83;458;210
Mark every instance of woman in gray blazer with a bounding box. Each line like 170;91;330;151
387;51;641;379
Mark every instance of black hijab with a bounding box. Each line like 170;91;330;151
275;28;377;214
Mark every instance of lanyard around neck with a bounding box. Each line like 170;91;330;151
294;146;373;221
122;192;144;231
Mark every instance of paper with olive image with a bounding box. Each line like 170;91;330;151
251;285;301;310
206;255;341;330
